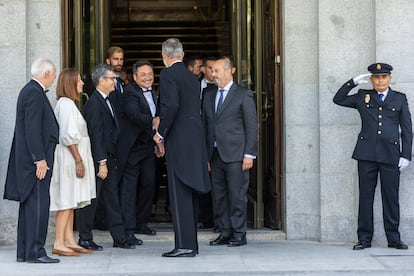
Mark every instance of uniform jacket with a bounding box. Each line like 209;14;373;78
4;80;59;202
203;82;258;163
158;61;210;193
83;90;119;165
333;79;412;165
117;82;157;174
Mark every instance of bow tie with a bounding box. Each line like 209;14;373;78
44;89;50;93
105;96;110;101
143;89;152;93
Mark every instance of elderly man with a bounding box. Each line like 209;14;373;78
333;63;412;250
4;57;59;263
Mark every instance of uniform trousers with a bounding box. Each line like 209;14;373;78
357;160;401;243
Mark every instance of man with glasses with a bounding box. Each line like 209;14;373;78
78;64;135;250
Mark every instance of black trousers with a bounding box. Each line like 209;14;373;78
357;160;401;243
120;146;155;235
167;166;198;251
78;155;125;242
17;178;51;260
211;149;249;239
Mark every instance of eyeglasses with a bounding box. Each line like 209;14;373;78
103;76;117;80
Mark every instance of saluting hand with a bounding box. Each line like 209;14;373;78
353;73;372;85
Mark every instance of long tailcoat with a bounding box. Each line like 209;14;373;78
333;80;412;165
158;62;210;193
4;80;59;202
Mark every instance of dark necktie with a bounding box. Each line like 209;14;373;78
216;89;224;112
115;77;123;94
379;93;384;103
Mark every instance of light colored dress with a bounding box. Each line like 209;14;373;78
50;97;96;211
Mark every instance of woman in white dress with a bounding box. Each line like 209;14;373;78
50;68;96;256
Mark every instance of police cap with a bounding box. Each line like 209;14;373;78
367;63;393;75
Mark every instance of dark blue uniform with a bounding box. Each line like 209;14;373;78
333;78;412;244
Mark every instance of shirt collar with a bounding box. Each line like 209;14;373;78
219;80;233;92
32;78;46;92
97;89;109;99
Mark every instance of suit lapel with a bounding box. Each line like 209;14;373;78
96;91;119;130
216;83;237;118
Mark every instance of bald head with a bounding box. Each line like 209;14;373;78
212;58;233;88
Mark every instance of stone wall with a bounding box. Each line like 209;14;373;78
0;0;61;245
284;0;414;244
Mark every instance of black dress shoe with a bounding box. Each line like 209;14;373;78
27;255;60;264
353;240;371;250
16;257;25;262
113;240;136;249
228;236;247;247
78;239;103;251
126;234;143;245
210;235;231;246
135;224;156;236
162;248;196;257
388;240;408;249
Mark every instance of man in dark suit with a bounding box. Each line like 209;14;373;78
118;60;159;242
153;38;210;257
4;58;59;263
77;64;134;250
333;63;412;250
203;57;257;247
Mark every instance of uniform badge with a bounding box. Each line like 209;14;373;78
365;94;370;104
376;63;381;70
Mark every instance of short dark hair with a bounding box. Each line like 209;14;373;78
185;55;203;67
132;60;153;74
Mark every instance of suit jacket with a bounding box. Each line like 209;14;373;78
158;61;210;193
117;82;157;174
333;79;412;165
83;90;119;165
4;80;59;202
203;82;258;163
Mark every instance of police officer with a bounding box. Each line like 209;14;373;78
333;63;412;250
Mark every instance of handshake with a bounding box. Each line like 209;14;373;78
352;73;372;85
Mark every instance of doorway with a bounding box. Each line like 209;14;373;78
62;0;283;230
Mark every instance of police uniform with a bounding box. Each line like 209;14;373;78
333;63;412;249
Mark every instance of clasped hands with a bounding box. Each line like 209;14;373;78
152;116;165;157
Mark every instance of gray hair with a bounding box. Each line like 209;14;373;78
31;57;55;77
162;38;184;59
91;64;114;87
